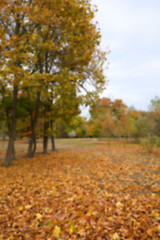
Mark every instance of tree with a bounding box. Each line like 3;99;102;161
89;98;128;138
0;0;106;166
65;116;87;138
0;0;39;165
149;96;160;136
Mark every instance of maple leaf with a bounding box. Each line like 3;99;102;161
53;226;61;238
36;213;43;220
25;205;32;210
116;201;123;209
18;206;24;212
69;224;77;234
112;232;119;240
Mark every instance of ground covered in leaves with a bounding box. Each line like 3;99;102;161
0;142;160;239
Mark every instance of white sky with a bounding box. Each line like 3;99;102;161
91;0;160;110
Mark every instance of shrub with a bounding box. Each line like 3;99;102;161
140;136;157;153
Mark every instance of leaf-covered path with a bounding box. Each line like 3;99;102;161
0;144;160;239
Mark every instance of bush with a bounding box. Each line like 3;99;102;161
141;136;156;153
140;136;159;153
155;137;160;147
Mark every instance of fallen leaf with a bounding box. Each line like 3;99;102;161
69;224;76;234
53;226;61;238
36;213;43;220
112;232;119;240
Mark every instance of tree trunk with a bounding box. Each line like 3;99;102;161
27;91;40;158
43;121;49;154
50;120;55;151
27;129;36;158
3;18;22;166
3;86;18;166
11;143;16;161
43;136;48;154
51;135;55;151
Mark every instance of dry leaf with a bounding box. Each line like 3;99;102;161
53;226;61;238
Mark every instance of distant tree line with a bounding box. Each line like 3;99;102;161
57;96;160;140
1;96;159;141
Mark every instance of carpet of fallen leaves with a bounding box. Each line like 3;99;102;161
0;143;160;240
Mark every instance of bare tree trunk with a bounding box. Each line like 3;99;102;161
43;136;48;154
11;143;16;161
50;120;55;151
27;128;36;158
3;18;22;166
43;120;49;154
51;135;55;151
3;86;18;166
27;91;40;158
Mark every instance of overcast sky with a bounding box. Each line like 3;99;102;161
91;0;160;110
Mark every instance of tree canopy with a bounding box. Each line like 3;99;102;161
0;0;106;166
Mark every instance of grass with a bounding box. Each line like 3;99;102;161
0;138;131;152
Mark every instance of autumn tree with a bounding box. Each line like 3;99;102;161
40;80;81;153
25;0;106;155
0;86;12;139
64;116;87;138
0;0;41;166
149;96;160;136
89;98;128;138
0;0;106;166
